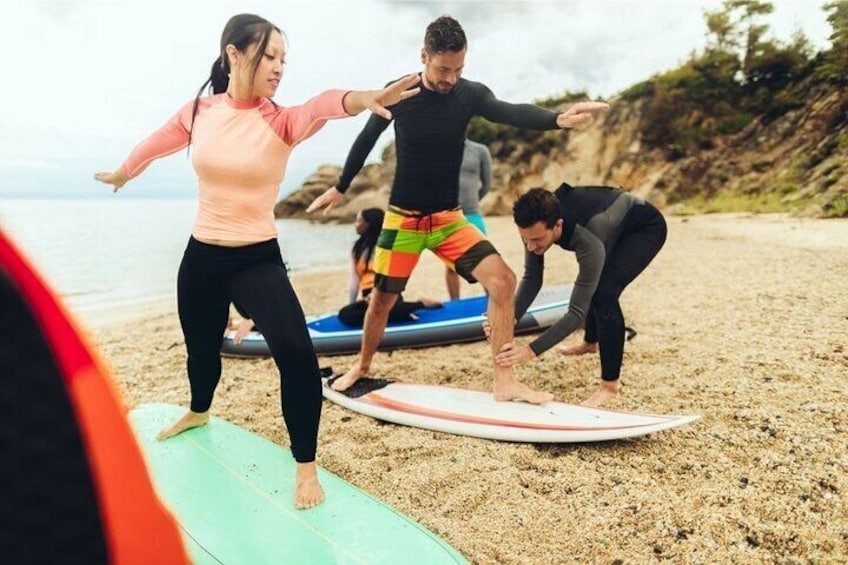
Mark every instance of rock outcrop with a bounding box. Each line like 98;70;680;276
276;87;847;222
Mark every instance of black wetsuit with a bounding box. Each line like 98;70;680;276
515;183;667;382
336;76;559;211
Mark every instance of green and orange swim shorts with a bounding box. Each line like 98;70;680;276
373;206;498;293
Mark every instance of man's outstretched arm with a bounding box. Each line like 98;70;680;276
528;226;605;356
475;83;609;131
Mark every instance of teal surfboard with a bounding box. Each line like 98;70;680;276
129;403;467;564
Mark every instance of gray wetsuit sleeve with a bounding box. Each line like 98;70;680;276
336;113;391;193
514;250;544;320
529;225;605;356
478;145;492;199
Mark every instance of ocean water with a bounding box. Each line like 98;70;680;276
0;198;355;313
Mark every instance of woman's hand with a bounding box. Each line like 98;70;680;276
343;74;421;119
232;318;254;345
482;315;518;342
495;342;537;367
93;168;130;193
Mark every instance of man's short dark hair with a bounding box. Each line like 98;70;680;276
513;188;561;229
424;15;467;54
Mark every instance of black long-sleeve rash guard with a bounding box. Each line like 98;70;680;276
514;183;644;356
335;76;560;211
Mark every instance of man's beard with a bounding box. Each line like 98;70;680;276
435;82;454;94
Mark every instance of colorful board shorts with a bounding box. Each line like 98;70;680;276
374;206;498;293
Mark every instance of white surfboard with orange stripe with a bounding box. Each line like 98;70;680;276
322;380;699;443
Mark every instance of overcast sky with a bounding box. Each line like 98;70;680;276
0;0;833;199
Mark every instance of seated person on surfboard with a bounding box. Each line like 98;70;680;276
492;185;666;408
340;208;442;327
227;208;441;341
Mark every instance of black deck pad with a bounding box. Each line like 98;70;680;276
325;375;395;398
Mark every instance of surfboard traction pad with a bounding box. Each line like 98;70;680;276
324;368;395;398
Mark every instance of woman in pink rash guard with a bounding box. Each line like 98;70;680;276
94;13;420;509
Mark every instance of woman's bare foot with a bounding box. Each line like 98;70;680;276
557;341;598;356
419;297;443;309
580;380;623;408
493;378;554;405
295;462;325;509
156;410;209;440
331;363;368;392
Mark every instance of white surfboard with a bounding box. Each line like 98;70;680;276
322;380;699;443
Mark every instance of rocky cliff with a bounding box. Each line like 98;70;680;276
275;84;847;222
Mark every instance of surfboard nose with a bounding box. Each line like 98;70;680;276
0;229;188;564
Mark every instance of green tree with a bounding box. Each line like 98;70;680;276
728;0;775;80
818;1;848;84
705;9;737;51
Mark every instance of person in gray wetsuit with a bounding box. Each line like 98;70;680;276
446;139;493;299
496;184;667;407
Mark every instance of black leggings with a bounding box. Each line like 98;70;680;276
337;293;425;327
583;203;667;382
177;237;321;462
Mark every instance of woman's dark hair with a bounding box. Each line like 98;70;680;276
189;14;282;145
512;188;561;229
352;208;385;263
424;15;467;54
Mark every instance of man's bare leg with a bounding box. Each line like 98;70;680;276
294;461;325;509
332;289;398;391
472;255;553;404
558;340;598;356
445;268;460;300
156;410;210;440
581;380;623;408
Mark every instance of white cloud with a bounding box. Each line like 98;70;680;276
0;158;59;170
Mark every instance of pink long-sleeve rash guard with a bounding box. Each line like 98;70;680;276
121;91;349;242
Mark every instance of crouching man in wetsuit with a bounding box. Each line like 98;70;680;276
495;185;667;407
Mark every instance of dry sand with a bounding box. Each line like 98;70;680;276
85;213;848;564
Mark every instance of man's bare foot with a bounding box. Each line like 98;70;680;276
580;380;623;408
156;410;209;440
419;297;443;309
331;363;367;392
557;341;598;356
295;462;325;509
493;378;554;405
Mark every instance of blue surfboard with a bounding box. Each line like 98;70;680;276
222;284;571;357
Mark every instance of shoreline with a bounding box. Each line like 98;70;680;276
86;213;848;563
72;260;354;332
72;295;176;331
75;211;846;330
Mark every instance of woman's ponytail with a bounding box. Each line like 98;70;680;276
209;55;229;94
189;56;229;147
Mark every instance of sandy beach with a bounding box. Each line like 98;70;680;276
84;213;847;563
